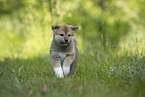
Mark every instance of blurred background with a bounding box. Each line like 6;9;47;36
0;0;145;58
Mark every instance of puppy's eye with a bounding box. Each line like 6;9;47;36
68;34;71;37
59;34;64;36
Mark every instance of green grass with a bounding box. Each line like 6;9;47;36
0;1;145;96
0;40;145;97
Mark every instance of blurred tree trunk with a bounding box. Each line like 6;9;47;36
99;0;107;10
48;0;61;16
99;0;108;49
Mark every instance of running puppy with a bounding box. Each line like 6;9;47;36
50;24;79;78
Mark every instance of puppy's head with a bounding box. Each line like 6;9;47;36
51;24;78;47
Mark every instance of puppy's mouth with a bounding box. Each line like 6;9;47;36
60;41;69;45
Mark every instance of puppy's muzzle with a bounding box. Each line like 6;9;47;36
60;37;70;45
64;37;68;42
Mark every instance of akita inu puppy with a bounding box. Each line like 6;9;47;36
50;24;79;78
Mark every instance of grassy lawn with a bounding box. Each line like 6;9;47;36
0;36;145;97
0;1;145;97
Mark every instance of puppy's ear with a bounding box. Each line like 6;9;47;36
51;25;60;32
71;26;78;33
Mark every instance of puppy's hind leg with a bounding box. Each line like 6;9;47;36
70;46;79;77
70;60;77;76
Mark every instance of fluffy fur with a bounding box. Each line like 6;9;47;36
50;24;79;78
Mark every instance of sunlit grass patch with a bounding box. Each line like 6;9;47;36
118;23;145;57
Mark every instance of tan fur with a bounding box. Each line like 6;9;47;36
50;24;79;78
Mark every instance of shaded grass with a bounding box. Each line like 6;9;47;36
0;48;145;97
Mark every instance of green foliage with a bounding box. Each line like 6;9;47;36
0;0;145;97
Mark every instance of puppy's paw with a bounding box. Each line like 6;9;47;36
63;66;70;75
54;67;64;78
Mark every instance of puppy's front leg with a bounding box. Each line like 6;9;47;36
63;54;75;75
51;53;64;78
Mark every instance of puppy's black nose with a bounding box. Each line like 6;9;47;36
64;37;68;42
65;38;68;42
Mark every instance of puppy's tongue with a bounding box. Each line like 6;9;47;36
64;42;68;44
64;43;68;45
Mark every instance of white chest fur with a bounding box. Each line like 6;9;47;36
58;50;74;62
58;52;67;61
